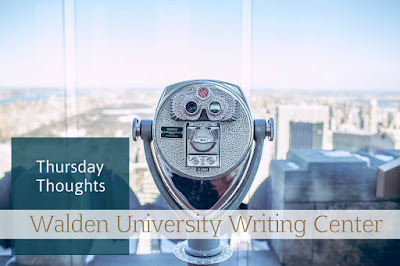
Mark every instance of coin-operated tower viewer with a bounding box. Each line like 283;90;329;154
132;80;274;265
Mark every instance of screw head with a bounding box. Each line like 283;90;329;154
132;118;141;141
266;118;274;141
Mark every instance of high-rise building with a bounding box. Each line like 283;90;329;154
276;105;330;159
370;99;378;134
360;99;378;134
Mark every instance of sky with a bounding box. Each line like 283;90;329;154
0;0;399;90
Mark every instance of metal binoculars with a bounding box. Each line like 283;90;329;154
133;80;273;265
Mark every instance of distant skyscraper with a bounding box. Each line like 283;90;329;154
360;104;370;131
359;99;378;134
276;105;330;159
369;99;378;134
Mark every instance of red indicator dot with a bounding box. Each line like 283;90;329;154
198;87;209;98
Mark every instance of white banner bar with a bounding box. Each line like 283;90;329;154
0;210;399;239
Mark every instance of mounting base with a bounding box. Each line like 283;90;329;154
173;240;232;266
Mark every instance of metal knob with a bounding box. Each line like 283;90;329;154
207;157;215;165
132;118;141;141
191;157;199;165
266;118;274;141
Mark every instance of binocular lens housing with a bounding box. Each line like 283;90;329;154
154;81;253;182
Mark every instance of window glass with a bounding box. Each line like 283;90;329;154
0;0;65;178
74;0;243;204
251;0;400;191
